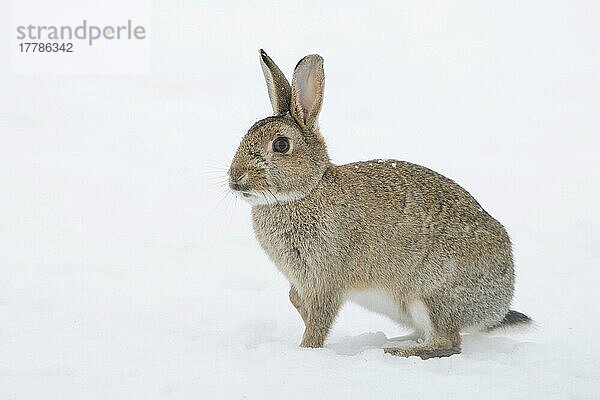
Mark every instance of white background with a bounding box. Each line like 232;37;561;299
1;1;599;399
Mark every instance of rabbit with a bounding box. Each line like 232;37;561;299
228;49;531;359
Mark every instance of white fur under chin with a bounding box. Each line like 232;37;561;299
235;190;305;206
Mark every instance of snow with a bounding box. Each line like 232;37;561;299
1;1;599;399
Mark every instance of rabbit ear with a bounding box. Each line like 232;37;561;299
259;49;291;115
291;54;324;133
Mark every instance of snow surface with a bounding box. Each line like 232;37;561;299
1;1;600;399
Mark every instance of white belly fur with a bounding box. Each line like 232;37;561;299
345;289;433;338
345;288;405;322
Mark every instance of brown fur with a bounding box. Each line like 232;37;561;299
228;50;529;359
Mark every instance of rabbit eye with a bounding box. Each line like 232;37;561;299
273;137;290;153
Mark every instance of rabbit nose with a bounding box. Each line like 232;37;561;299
229;171;249;191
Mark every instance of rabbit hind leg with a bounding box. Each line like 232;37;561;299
384;332;461;359
384;299;461;359
383;299;434;348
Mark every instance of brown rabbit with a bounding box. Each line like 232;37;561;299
228;50;531;359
